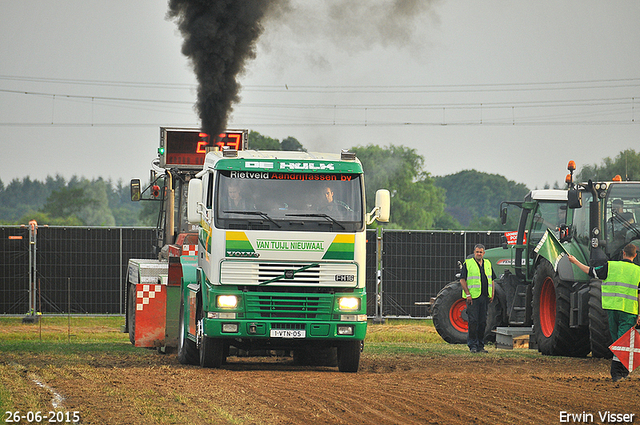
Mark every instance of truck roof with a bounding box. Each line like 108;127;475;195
201;150;363;174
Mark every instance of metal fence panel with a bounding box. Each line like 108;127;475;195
2;226;507;318
375;230;505;318
0;226;29;314
0;226;156;315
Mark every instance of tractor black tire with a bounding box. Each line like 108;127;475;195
532;259;590;357
484;295;505;343
177;293;198;365
432;281;468;344
337;340;362;373
127;283;136;345
588;280;613;359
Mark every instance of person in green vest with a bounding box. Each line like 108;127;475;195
460;244;496;353
568;244;640;382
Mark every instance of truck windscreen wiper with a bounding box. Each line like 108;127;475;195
223;210;281;228
285;213;346;230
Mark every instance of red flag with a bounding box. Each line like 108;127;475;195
609;327;640;373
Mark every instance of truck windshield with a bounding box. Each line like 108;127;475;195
214;171;364;232
605;183;640;255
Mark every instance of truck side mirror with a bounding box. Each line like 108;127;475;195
367;189;390;225
130;179;141;201
375;189;390;222
568;189;582;209
187;179;203;224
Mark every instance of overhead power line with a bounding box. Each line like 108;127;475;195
0;88;637;111
1;74;639;93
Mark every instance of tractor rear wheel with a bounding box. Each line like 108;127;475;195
432;281;468;344
588;280;613;359
532;259;590;357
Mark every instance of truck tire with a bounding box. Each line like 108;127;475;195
196;302;226;368
177;294;198;365
127;283;136;345
532;259;590;357
199;335;225;368
588;280;613;359
337;340;362;373
432;281;468;344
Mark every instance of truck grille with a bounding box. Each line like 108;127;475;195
245;292;333;320
220;261;357;287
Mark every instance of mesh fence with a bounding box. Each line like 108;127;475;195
1;226;506;317
375;230;505;318
0;226;156;315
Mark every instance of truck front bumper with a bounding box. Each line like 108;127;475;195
202;317;367;343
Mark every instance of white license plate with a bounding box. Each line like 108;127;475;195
270;329;306;338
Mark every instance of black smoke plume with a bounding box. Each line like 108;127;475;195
167;0;279;137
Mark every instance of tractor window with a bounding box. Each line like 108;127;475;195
605;183;640;255
571;191;592;248
529;202;567;247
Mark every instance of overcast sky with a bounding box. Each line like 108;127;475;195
1;1;639;190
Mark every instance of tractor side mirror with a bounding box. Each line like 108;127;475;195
568;189;582;209
500;204;508;225
130;179;141;201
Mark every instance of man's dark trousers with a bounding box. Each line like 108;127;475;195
467;295;489;351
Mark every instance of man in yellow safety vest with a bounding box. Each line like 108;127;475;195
568;244;640;382
460;244;496;353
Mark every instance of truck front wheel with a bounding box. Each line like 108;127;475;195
337;340;362;373
532;259;590;357
199;334;225;368
196;306;226;368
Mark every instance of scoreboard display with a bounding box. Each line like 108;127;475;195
159;128;248;168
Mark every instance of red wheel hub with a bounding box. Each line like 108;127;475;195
449;298;469;333
539;277;556;337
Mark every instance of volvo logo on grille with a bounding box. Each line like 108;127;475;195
284;270;295;279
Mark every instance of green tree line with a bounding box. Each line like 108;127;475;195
1;132;637;230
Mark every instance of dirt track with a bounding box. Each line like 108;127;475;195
4;349;639;425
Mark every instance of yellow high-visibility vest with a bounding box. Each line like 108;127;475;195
602;261;640;315
462;258;494;299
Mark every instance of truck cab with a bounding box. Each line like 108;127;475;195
179;148;389;372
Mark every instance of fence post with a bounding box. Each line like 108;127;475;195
23;220;39;323
373;227;385;324
119;227;123;315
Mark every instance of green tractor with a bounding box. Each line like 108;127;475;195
432;161;640;357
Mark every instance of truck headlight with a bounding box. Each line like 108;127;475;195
338;297;359;311
217;295;238;308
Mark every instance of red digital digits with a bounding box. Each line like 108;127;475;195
214;133;241;150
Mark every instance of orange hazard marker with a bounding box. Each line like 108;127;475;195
609;327;640;373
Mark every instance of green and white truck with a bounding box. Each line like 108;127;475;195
179;148;389;372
